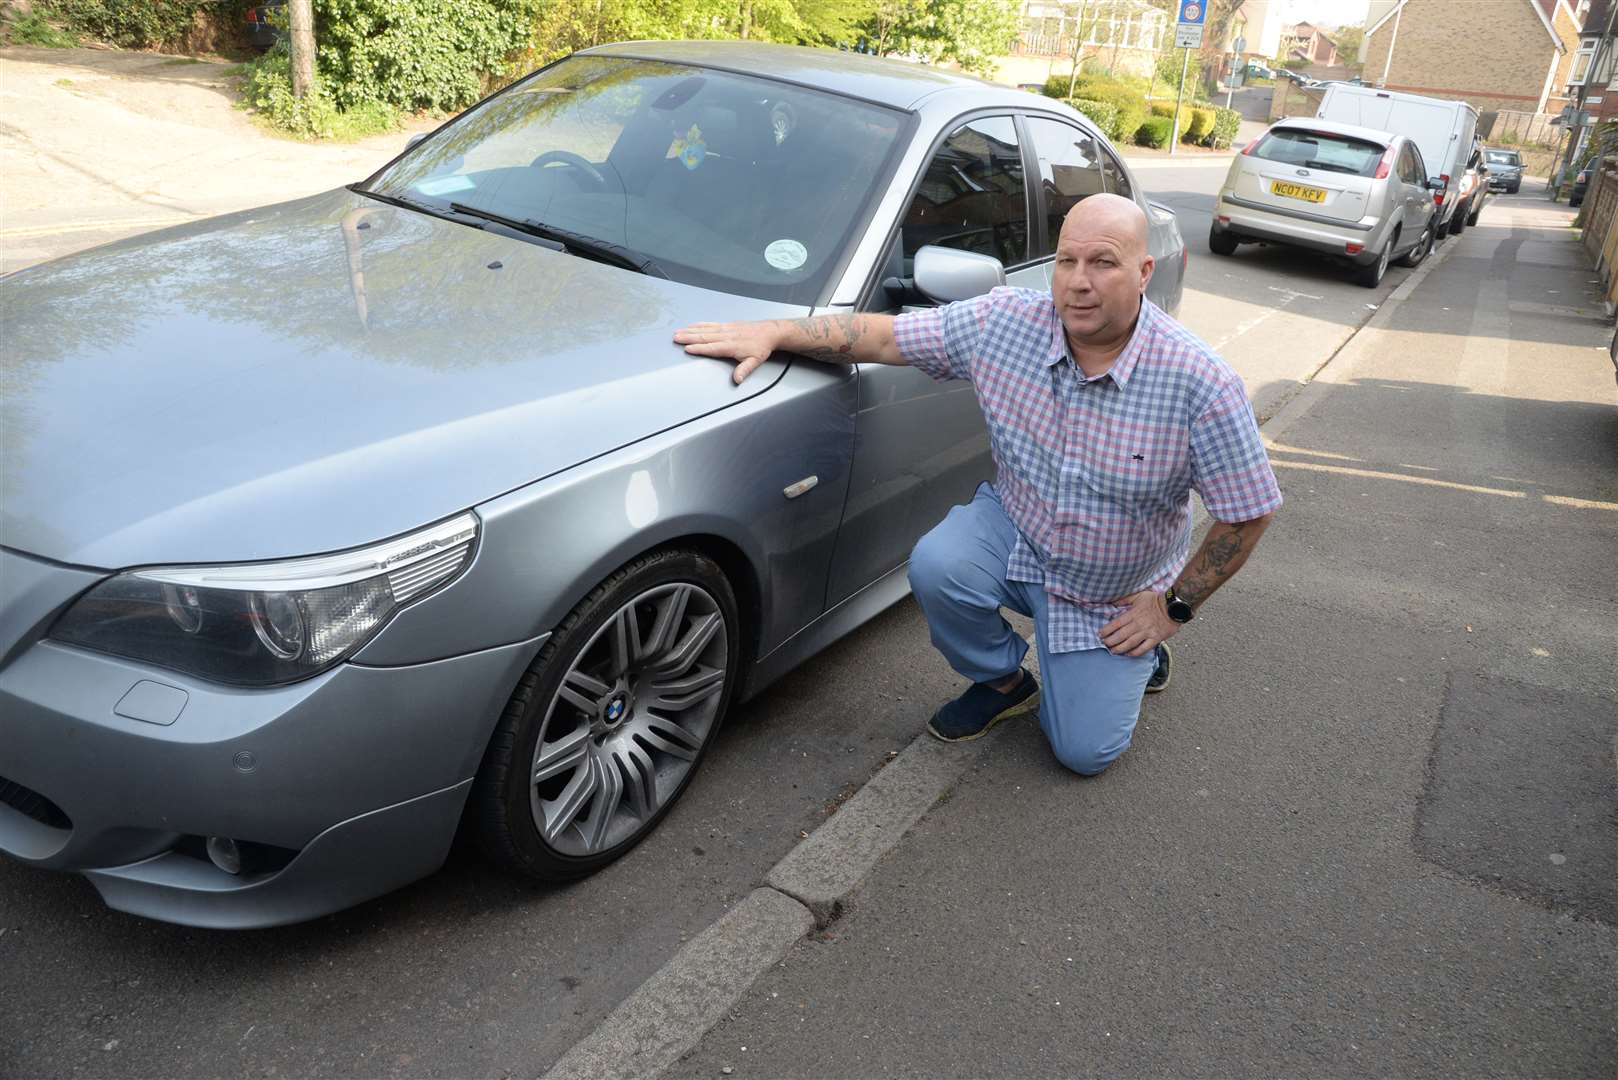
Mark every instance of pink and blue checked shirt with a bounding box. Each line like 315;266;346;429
893;288;1282;653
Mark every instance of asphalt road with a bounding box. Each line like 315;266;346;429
2;122;1604;1080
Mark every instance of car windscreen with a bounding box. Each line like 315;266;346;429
1252;128;1385;177
364;56;907;305
1485;150;1521;165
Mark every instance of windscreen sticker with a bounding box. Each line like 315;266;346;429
765;238;808;271
414;175;476;196
672;124;706;171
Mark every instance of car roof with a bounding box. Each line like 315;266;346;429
1271;116;1398;145
580;40;1001;110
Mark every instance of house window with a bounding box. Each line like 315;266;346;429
1573;42;1595;85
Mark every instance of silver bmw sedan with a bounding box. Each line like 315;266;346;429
0;41;1184;928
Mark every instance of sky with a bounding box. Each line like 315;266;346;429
1279;0;1372;30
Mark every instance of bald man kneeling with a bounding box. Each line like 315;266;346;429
675;194;1281;774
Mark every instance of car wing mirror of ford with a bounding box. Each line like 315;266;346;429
911;245;1007;304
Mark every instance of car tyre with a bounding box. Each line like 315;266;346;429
470;548;741;881
1355;233;1392;288
1208;225;1238;256
1396;221;1432;268
1508;182;1520;194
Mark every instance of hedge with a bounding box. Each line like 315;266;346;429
1206;106;1241;149
1136;116;1174;149
1185;107;1215;143
1069;98;1123;143
37;0;205;48
315;0;539;113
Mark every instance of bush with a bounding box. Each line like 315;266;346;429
1069;75;1148;148
1069;98;1123;143
313;0;539;114
242;44;399;140
1185;107;1215;143
11;11;79;46
38;0;202;49
1205;106;1241;149
1136;115;1174;149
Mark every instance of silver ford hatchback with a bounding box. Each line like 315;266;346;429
1210;117;1439;287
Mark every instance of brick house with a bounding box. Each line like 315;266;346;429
1569;0;1618;123
1280;21;1340;65
1361;0;1585;115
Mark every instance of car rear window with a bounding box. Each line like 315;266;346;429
1252;128;1386;177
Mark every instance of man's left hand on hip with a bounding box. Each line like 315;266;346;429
1099;591;1181;657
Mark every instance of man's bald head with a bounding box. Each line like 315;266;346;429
1049;193;1155;363
1058;192;1150;261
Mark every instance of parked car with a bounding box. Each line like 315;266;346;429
0;41;1186;929
1210;117;1438;286
1244;61;1276;80
1447;141;1489;233
243;1;284;50
1484;147;1525;193
1571;163;1594;207
1314;83;1478;238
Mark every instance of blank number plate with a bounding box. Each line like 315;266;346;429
1271;180;1327;203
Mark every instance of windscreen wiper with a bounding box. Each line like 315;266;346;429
351;186;465;221
448;202;669;279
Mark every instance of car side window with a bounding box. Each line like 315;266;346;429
1099;145;1134;201
901;116;1028;269
1408;144;1428;184
1025;117;1104;257
1398;144;1418;184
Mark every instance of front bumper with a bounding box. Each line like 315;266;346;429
0;608;545;927
1216;194;1391;264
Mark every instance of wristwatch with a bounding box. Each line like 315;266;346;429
1163;586;1195;624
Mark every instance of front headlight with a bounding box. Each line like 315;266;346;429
51;514;478;687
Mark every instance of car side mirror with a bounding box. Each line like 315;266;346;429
912;245;1006;304
1427;177;1445;190
406;133;429;150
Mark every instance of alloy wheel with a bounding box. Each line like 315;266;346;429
528;583;727;856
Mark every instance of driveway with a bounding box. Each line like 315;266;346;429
0;46;430;274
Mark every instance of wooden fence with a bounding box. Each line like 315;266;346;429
1480;109;1562;149
1579;157;1618;311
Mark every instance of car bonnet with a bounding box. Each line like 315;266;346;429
0;189;800;569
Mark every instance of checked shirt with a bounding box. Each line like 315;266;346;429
892;288;1282;653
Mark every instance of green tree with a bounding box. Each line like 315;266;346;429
866;0;1019;76
1333;25;1362;68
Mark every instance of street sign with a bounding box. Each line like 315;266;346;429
1175;0;1206;49
1234;35;1246;54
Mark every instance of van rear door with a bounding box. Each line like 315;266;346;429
1317;87;1456;184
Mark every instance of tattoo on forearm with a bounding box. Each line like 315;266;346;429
1174;519;1264;609
789;314;865;363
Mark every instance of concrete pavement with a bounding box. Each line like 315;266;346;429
0;47;431;273
661;198;1618;1077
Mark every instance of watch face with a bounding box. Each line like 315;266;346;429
1166;596;1194;623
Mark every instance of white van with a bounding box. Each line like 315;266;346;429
1315;84;1478;234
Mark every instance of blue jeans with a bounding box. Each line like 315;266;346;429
907;484;1156;776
